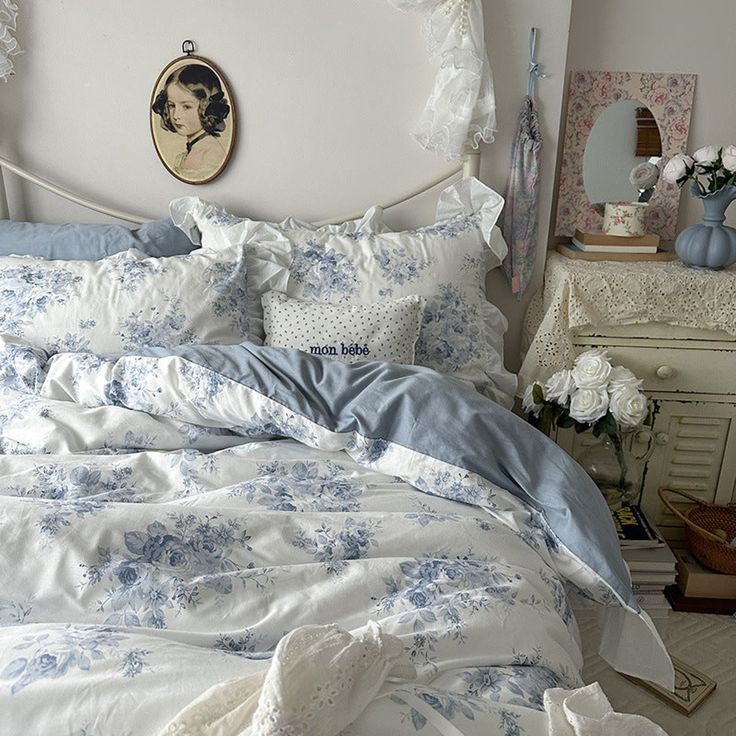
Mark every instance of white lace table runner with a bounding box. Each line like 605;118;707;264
519;252;736;392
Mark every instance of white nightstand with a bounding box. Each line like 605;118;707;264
523;254;736;541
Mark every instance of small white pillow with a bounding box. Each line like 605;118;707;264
262;291;423;365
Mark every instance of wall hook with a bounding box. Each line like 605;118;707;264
527;27;548;98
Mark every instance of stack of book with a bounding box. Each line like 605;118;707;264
612;504;676;619
665;547;736;614
556;229;675;262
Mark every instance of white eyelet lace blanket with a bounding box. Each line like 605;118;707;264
159;622;669;736
519;253;736;392
158;622;415;736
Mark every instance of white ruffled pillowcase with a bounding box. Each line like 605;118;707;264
171;200;387;342
170;178;517;407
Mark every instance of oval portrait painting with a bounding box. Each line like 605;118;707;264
150;54;236;185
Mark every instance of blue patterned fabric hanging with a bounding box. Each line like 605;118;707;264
501;97;543;298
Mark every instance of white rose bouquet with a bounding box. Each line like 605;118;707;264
663;144;736;195
523;349;650;491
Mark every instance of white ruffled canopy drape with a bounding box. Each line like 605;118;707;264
387;0;497;160
0;0;20;82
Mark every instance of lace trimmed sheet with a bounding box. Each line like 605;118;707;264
519;252;736;392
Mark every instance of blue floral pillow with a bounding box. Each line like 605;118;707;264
0;246;248;354
169;179;516;406
284;179;516;406
169;198;387;347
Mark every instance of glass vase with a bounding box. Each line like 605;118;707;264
578;432;652;510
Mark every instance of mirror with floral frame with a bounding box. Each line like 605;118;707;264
555;71;696;241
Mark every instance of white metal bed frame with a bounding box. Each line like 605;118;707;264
0;151;480;226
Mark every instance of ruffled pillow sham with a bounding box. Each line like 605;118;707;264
170;178;517;407
0;246;248;354
170;200;386;343
262;290;423;365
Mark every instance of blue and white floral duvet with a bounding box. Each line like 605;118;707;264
0;340;671;735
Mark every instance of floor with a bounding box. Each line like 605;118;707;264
579;612;736;735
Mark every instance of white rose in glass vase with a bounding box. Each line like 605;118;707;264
523;355;651;508
571;349;612;389
544;368;575;404
692;145;720;165
722;144;736;172
610;387;649;429
608;365;643;394
568;388;609;424
522;383;544;417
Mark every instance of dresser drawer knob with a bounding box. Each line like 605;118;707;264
655;432;670;446
656;365;675;379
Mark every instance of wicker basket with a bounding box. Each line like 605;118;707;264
658;487;736;574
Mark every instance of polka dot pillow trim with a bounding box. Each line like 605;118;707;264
262;290;424;365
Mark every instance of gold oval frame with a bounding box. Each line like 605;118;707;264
149;54;237;185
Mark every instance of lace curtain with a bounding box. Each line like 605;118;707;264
0;0;19;82
387;0;496;160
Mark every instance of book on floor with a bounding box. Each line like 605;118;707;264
632;582;673;593
673;546;736;599
622;543;677;572
622;656;717;715
630;571;677;586
634;591;670;608
664;585;736;615
634;592;671;619
611;505;664;547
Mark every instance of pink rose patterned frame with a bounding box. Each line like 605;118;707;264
555;71;696;241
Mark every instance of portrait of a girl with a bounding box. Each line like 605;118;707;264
150;59;235;184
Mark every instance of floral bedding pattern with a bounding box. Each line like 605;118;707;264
0;245;249;354
170;178;518;408
286;215;518;406
0;340;664;735
0;445;581;735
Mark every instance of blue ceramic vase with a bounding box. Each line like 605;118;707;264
675;183;736;269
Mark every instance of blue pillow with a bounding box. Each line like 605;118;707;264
0;218;198;260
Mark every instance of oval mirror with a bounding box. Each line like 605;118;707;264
583;99;662;205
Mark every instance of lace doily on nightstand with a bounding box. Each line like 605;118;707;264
518;253;736;392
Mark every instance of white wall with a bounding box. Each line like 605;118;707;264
480;1;573;371
564;0;736;229
0;0;573;371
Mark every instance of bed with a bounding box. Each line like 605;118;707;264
0;3;674;729
0;162;676;736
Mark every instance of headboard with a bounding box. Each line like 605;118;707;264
0;150;480;227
